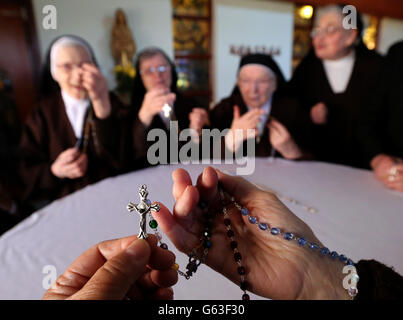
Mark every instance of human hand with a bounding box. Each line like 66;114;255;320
138;88;176;127
310;102;327;125
50;148;88;179
189;108;209;136
225;105;264;151
81;63;111;119
43;235;177;300
230;105;263;140
268;119;302;159
153;166;351;300
371;154;403;192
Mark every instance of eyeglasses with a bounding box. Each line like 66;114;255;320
140;65;169;76
238;78;274;87
56;62;88;73
311;25;344;38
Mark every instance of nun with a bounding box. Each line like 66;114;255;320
210;53;312;160
358;40;403;192
17;35;123;208
129;47;208;166
288;5;384;168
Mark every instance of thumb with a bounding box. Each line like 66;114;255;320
71;239;151;300
233;105;241;119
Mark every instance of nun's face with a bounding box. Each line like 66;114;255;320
140;53;172;92
237;64;277;109
53;45;92;99
312;12;358;60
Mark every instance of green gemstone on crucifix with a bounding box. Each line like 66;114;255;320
149;219;158;229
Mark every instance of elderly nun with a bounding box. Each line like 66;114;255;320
210;53;312;160
17;35;123;209
288;5;384;168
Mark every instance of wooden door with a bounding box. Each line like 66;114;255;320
0;0;40;122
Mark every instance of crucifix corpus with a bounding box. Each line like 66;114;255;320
127;184;160;239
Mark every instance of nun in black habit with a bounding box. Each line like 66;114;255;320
210;53;312;160
16;35;124;212
358;40;403;192
288;4;384;169
128;47;209;168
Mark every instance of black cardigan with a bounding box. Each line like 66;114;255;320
125;93;205;169
357;41;403;165
288;45;384;168
209;90;313;159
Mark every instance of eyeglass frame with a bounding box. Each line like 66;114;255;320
238;77;276;88
55;61;91;73
310;25;345;38
140;65;170;76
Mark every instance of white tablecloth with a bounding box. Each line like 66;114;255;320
1;158;402;299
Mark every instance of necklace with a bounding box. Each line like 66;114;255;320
127;185;358;300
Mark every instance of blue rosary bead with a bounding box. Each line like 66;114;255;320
320;247;330;256
309;243;319;251
203;240;212;248
235;202;356;277
346;259;355;266
146;199;151;205
297;237;307;246
248;216;257;224
330;251;339;260
258;222;268;231
283;232;294;241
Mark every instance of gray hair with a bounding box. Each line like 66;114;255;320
50;36;93;79
313;5;345;28
313;4;363;45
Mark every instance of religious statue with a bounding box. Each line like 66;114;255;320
111;8;136;66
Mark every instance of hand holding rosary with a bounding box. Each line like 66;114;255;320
127;167;358;300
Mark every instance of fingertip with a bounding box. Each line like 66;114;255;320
197;166;218;191
153;202;171;218
172;168;193;200
173;184;199;219
172;168;189;181
204;166;218;180
233;105;240;116
184;185;200;204
145;234;158;251
149;246;176;271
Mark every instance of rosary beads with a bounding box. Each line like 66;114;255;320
127;184;358;300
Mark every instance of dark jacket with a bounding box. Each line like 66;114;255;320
288;45;384;168
128;50;207;168
357;41;403;165
129;93;204;166
210;90;312;159
17;91;123;204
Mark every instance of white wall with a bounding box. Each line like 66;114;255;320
377;17;403;55
213;0;294;103
32;0;173;89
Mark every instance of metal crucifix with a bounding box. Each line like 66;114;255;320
127;184;160;239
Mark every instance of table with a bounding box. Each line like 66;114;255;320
1;158;402;299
